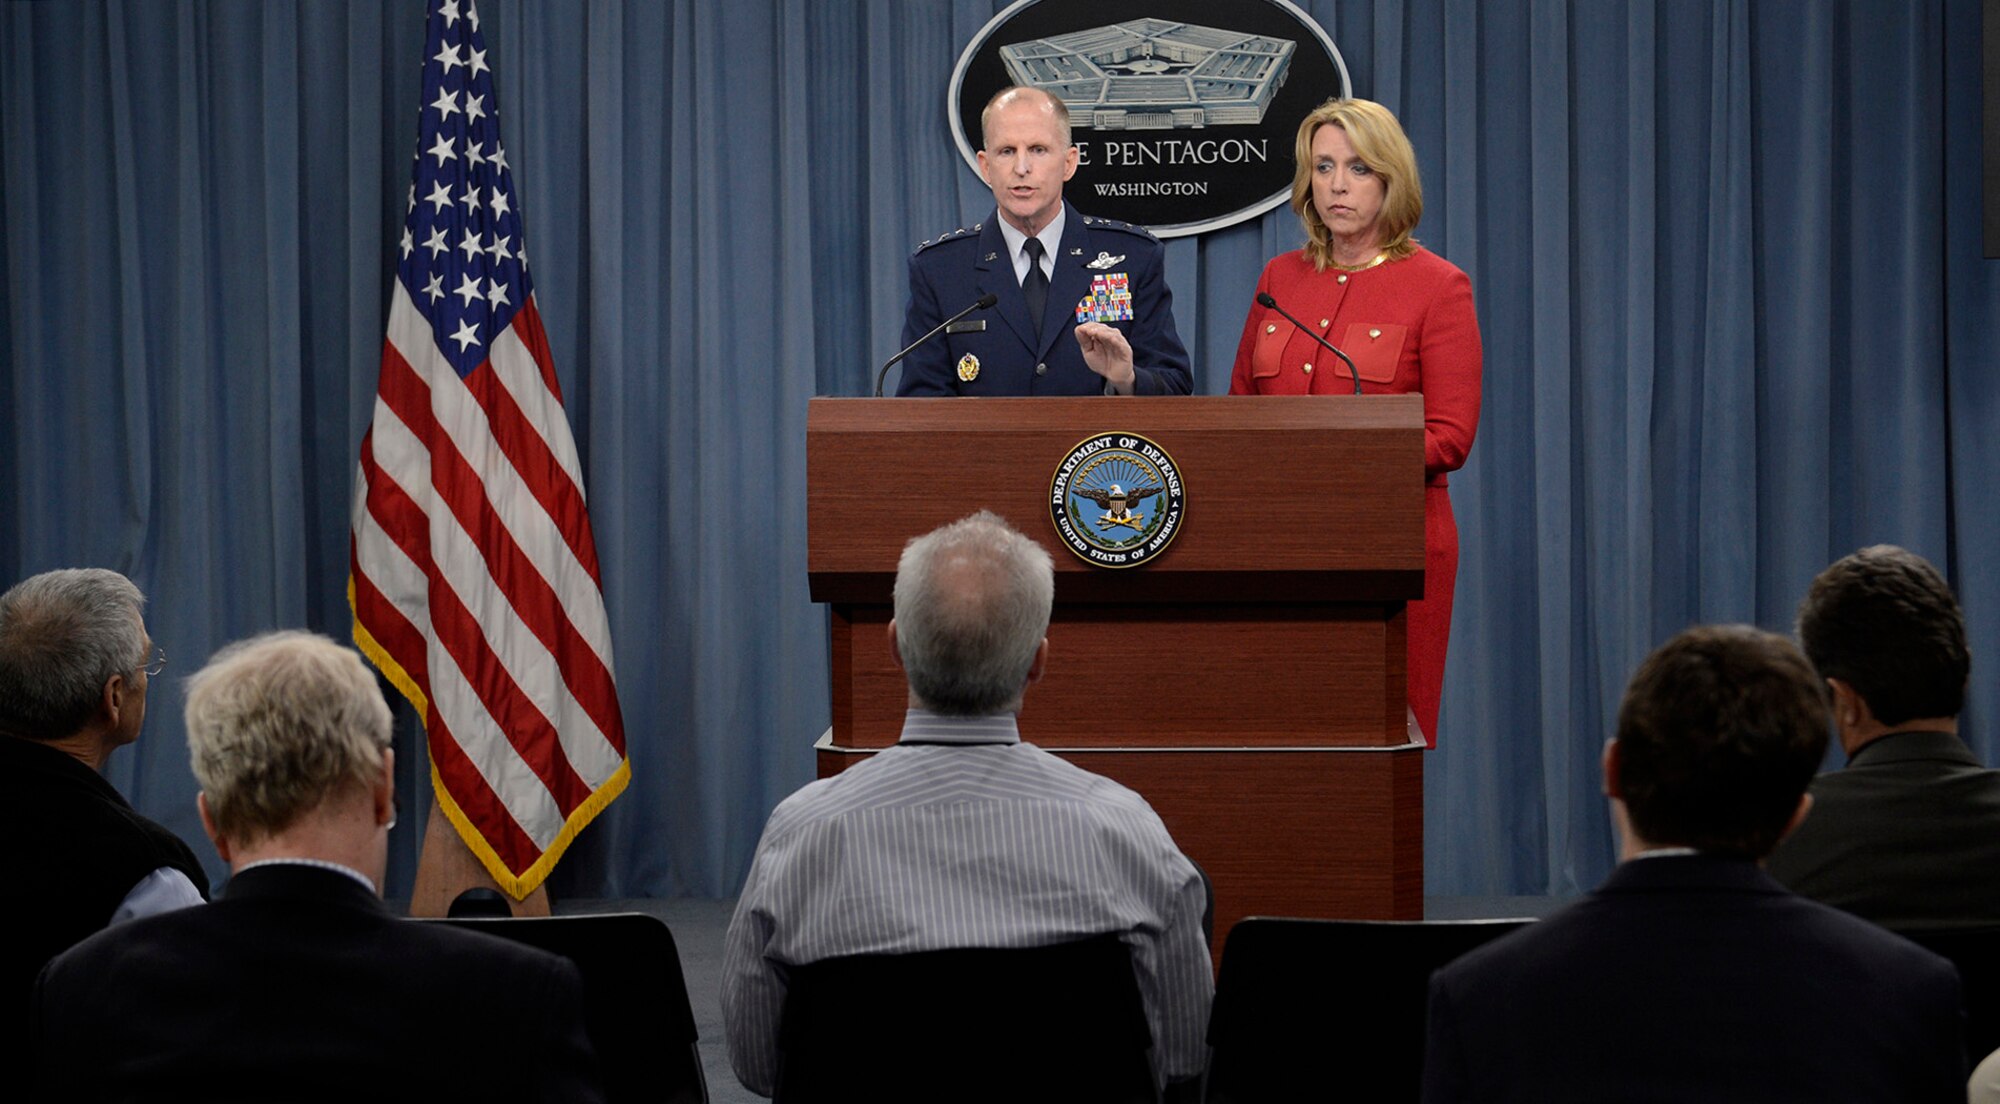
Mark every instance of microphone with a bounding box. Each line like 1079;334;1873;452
1256;292;1361;395
875;293;1000;396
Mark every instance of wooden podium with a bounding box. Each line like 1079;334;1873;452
806;395;1427;950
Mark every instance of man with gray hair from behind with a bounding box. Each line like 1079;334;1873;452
1;568;209;1068
721;510;1213;1098
31;631;604;1102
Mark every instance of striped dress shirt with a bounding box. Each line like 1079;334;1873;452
720;709;1213;1093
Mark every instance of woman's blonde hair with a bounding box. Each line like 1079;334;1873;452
1291;98;1424;269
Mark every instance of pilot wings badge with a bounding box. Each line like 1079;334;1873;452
1086;251;1126;270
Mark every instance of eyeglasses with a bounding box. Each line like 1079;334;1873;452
142;646;167;677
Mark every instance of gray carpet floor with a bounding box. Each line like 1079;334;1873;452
549;895;1564;1103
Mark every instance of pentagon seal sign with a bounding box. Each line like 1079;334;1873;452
1049;431;1186;568
949;1;1352;237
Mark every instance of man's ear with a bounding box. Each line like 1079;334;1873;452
375;749;397;830
1602;739;1624;799
1825;677;1870;730
197;792;232;865
99;673;129;728
1025;638;1049;685
887;619;904;671
1778;792;1814;843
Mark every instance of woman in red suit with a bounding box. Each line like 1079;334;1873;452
1230;98;1482;748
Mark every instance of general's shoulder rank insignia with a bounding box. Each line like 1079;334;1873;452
956;353;980;382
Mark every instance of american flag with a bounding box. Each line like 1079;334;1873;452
349;0;628;898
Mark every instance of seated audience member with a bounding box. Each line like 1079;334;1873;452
1422;625;1965;1103
31;632;603;1103
1765;545;2000;927
721;511;1212;1095
0;569;208;1063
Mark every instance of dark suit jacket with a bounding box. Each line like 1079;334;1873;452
1422;854;1965;1103
896;201;1192;396
31;863;603;1103
4;736;209;1073
1766;729;2000;929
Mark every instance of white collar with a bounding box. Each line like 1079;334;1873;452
995;205;1066;280
1627;847;1701;861
898;708;1022;746
235;856;379;894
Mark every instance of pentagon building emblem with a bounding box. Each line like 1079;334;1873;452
951;1;1351;237
1049;432;1186;568
1000;19;1296;131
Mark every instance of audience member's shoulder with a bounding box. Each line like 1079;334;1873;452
391;920;589;1016
40;897;205;978
1714;886;1962;1009
1016;743;1163;813
401;915;580;975
759;763;868;830
1971;1045;2000;1103
1802;762;1873;798
1428;903;1574;988
1790;892;1959;967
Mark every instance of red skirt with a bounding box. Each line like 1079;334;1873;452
1407;484;1458;748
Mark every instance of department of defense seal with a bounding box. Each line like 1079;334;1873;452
1048;431;1186;568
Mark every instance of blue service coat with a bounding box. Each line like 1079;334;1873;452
895;202;1193;397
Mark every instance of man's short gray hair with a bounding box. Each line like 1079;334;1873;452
893;510;1054;716
0;568;147;741
184;631;393;842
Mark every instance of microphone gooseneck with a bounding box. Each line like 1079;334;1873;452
1256;292;1361;395
874;293;1000;397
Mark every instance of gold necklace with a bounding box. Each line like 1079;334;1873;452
1330;251;1389;273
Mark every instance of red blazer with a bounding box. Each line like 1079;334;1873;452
1228;246;1481;486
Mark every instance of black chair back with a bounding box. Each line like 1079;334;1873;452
1892;924;2000;1065
774;933;1156;1104
433;912;706;1104
1205;916;1532;1103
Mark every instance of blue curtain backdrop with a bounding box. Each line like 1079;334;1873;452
3;0;1996;900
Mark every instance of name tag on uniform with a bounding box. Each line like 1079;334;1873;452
945;319;987;334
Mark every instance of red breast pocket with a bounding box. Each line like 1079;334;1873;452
1339;323;1407;385
1250;318;1288;379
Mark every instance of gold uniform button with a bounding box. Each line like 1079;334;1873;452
1303;363;1314;373
1369;327;1382;339
1319;318;1330;328
1265;323;1277;334
1337;274;1348;284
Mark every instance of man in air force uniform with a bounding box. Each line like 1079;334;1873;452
897;86;1192;397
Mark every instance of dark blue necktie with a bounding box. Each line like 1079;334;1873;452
1023;237;1048;342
